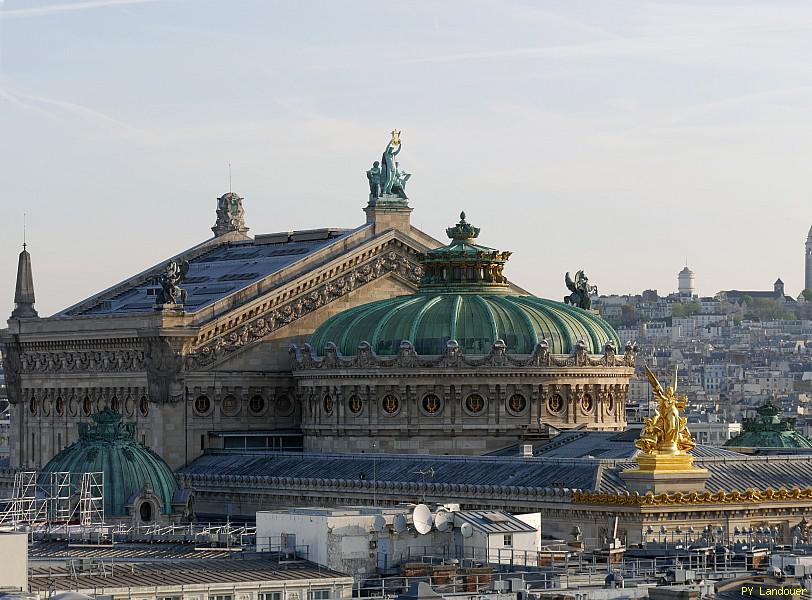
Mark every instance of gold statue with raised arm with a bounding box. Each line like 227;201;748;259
635;366;696;455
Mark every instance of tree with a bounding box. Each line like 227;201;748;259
803;289;812;303
620;304;638;326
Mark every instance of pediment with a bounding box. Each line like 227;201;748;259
184;234;425;371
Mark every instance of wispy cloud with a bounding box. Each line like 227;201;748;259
0;0;165;19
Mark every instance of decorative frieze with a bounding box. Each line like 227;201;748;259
291;338;639;371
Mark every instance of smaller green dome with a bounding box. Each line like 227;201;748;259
724;399;812;449
41;409;178;517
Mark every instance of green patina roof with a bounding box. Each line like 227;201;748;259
724;399;812;449
40;409;178;517
310;212;619;357
309;293;621;356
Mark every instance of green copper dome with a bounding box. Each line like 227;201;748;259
310;212;619;356
724;399;812;449
40;409;178;517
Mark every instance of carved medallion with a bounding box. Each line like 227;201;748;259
276;395;294;417
194;395;212;416
111;397;120;413
249;395;266;415
55;397;64;417
382;394;400;415
348;395;363;415
29;397;38;416
421;394;442;416
82;396;92;416
464;393;486;416
507;393;528;416
323;394;334;416
222;395;240;416
547;393;564;414
139;396;150;417
581;393;594;414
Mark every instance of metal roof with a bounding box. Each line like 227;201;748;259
61;228;355;316
29;558;351;593
453;510;536;534
180;446;812;497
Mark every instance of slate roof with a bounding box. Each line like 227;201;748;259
60;228;356;316
453;510;536;534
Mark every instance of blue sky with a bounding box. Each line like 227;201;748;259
1;0;812;318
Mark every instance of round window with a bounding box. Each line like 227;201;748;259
421;394;442;416
110;396;120;413
55;397;65;416
139;501;153;523
464;393;486;416
249;395;266;414
139;396;149;417
507;393;527;415
606;393;615;412
29;397;38;416
323;394;334;415
348;395;363;415
547;393;564;414
381;394;400;415
82;396;92;416
194;395;211;415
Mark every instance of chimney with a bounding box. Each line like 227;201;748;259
11;244;38;319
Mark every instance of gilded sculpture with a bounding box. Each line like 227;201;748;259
635;366;695;455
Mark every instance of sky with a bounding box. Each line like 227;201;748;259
1;0;811;319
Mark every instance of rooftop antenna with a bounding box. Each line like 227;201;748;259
23;212;27;250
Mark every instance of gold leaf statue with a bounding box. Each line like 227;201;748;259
635;366;695;456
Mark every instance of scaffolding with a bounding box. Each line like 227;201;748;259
78;472;104;527
0;470;105;531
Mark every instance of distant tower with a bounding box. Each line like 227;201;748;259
11;243;38;319
806;225;812;291
775;278;785;298
212;192;249;237
678;265;695;297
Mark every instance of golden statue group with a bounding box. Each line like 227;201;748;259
635;366;696;456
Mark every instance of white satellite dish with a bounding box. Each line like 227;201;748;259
413;503;433;535
460;522;474;538
435;509;452;532
372;515;387;533
393;513;408;534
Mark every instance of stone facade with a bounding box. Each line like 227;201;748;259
292;341;634;454
0;199;441;470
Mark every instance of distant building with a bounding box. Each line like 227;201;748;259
719;279;797;304
678;266;695;298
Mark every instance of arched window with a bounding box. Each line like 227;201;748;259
139;501;153;522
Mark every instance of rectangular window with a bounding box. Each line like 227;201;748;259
310;591;330;600
503;534;513;547
209;595;233;600
159;596;182;600
260;594;282;600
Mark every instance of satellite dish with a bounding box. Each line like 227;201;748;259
372;515;386;533
413;503;433;535
460;522;473;538
435;509;452;532
393;514;408;534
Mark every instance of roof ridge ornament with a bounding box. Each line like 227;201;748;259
445;211;480;241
